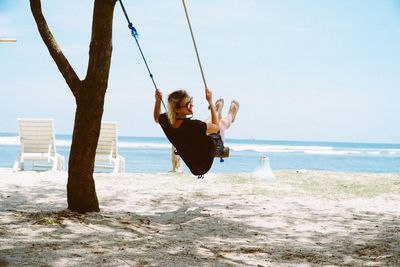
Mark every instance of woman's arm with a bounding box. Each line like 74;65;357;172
205;88;220;133
154;89;163;123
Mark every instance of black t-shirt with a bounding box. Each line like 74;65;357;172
159;113;216;175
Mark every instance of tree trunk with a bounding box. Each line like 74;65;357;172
67;84;104;212
30;0;117;213
67;0;116;212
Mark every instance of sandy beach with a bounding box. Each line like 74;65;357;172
0;168;399;266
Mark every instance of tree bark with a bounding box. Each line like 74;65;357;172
30;0;117;212
67;82;104;212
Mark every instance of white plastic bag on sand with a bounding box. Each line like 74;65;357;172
251;156;275;180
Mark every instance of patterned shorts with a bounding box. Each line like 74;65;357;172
209;133;224;156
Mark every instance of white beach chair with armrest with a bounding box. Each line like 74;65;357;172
13;119;65;171
94;122;125;173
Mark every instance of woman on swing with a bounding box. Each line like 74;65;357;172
153;88;239;176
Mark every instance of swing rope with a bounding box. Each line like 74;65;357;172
182;0;225;163
118;0;167;111
181;0;208;89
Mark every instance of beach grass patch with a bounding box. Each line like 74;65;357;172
34;217;60;225
216;173;257;184
275;171;400;199
249;187;279;196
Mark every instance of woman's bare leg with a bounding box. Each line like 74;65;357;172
205;98;224;123
218;100;239;142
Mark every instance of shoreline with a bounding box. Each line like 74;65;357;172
0;168;399;266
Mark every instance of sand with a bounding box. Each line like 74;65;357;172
0;168;399;266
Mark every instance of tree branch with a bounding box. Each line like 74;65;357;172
30;0;81;98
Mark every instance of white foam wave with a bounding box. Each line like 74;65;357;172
0;136;19;145
228;144;333;153
55;140;72;147
0;137;172;149
0;136;398;157
118;142;171;149
0;136;72;147
381;149;400;155
304;150;360;155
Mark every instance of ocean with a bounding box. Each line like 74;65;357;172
1;132;399;173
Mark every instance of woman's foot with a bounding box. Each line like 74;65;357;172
229;100;239;123
215;98;224;113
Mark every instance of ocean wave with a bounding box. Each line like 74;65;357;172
118;142;171;149
228;144;333;153
0;137;170;149
0;136;333;152
0;136;72;147
0;136;19;145
56;140;72;147
304;150;360;155
1;136;399;156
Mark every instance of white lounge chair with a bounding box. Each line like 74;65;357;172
13;119;65;171
94;122;125;173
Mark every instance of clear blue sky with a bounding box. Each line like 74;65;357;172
1;0;400;143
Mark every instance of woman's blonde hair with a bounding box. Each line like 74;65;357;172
167;90;189;125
